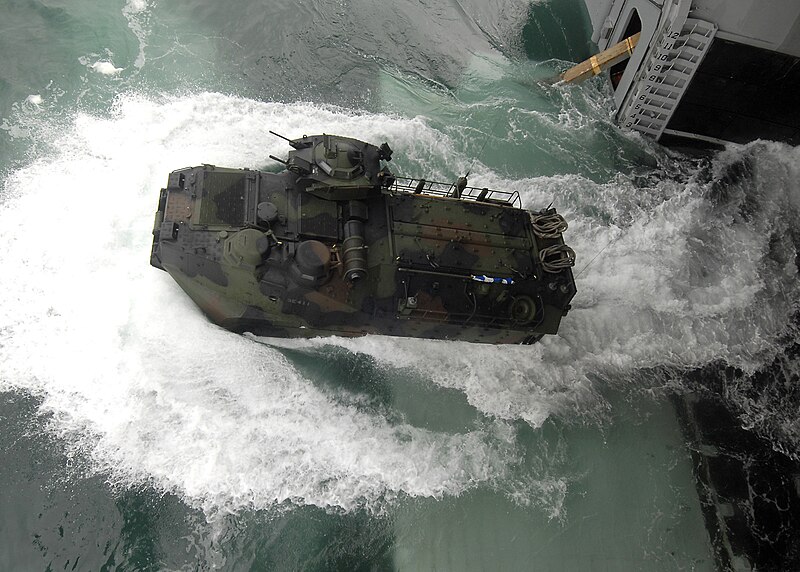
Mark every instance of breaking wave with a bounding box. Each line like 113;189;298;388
1;90;798;517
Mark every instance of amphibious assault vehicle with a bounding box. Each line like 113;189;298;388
150;133;576;344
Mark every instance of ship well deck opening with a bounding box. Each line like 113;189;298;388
611;9;642;89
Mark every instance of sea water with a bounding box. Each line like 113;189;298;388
1;0;799;570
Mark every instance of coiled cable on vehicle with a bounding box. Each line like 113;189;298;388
539;244;576;273
531;212;568;238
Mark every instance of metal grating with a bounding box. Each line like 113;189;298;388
199;172;247;226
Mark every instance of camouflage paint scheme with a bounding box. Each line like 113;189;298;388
150;134;576;344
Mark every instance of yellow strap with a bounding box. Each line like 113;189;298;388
590;56;601;75
625;37;635;54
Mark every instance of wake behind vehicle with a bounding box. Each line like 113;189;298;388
150;133;576;344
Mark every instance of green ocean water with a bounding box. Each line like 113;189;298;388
2;0;800;570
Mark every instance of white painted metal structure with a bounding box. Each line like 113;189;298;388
582;0;800;146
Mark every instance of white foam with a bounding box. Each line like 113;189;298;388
0;93;537;514
25;94;43;105
122;0;150;69
90;60;123;75
125;0;148;13
265;335;603;428
1;91;798;513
